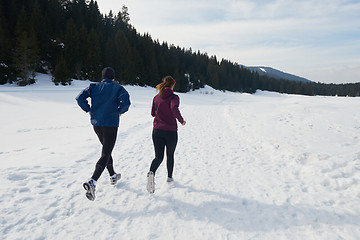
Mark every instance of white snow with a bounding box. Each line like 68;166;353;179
259;67;267;72
1;74;360;239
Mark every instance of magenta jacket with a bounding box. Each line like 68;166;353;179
151;88;184;131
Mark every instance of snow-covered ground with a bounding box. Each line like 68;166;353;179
1;74;360;239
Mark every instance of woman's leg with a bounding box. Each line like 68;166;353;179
150;129;166;175
165;131;178;178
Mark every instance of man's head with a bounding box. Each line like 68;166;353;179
102;67;115;79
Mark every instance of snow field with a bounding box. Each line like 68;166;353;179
0;74;360;239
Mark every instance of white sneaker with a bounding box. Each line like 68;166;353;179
167;177;174;183
147;171;155;193
83;179;96;201
110;173;121;185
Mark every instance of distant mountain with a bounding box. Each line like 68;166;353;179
244;66;312;83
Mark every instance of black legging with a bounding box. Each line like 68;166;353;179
91;126;118;181
150;129;178;178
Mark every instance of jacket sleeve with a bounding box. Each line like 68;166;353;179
118;87;131;114
76;85;91;112
151;98;156;117
170;95;184;124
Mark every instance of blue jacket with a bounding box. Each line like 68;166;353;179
76;79;131;127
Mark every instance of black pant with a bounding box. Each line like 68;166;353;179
150;129;178;178
91;126;118;181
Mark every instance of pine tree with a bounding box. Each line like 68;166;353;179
87;0;102;31
120;5;130;26
53;54;72;85
77;24;88;79
0;2;11;84
136;33;159;86
113;30;131;82
2;0;17;37
85;28;101;81
206;56;220;89
104;37;116;69
47;0;66;36
64;18;80;77
130;44;145;85
30;0;47;71
12;7;40;86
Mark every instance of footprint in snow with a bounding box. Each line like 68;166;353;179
8;173;28;181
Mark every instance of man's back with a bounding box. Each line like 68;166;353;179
76;79;130;127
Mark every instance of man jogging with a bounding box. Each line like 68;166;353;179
76;67;130;201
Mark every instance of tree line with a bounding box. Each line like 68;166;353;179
0;0;359;96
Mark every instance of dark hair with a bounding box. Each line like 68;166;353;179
102;67;115;79
156;76;176;96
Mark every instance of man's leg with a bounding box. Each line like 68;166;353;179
92;126;118;181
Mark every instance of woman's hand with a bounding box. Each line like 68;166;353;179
181;121;186;126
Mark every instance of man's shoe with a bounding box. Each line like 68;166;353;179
83;179;96;201
110;173;121;185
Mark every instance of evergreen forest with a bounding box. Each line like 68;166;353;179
1;0;360;96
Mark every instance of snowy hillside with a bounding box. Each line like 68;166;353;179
1;74;359;239
245;66;312;83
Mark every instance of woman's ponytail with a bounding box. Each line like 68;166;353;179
156;76;176;96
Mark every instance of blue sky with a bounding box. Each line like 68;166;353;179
96;0;360;84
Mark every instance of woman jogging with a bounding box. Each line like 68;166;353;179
147;76;186;193
76;67;131;201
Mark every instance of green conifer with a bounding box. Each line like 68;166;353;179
53;54;72;85
12;7;39;86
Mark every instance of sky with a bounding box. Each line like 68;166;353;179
95;0;360;84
